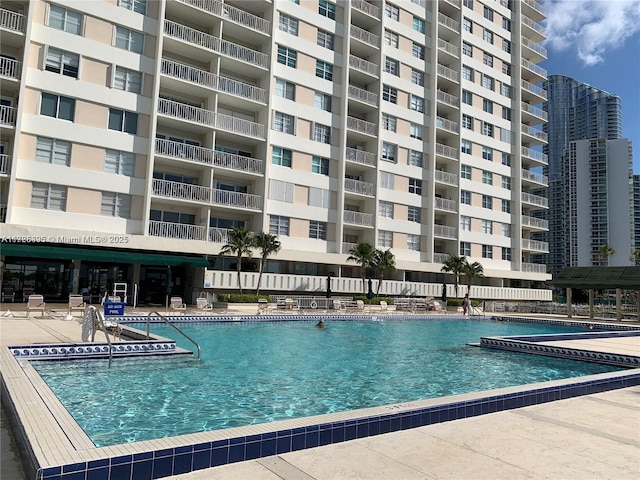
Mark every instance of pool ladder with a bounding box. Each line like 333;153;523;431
85;306;116;368
146;311;202;360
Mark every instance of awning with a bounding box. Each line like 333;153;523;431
549;267;640;289
0;244;209;267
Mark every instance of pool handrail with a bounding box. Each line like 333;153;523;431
86;305;114;368
146;311;202;360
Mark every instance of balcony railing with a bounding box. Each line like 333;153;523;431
347;116;377;136
437;38;459;57
444;0;462;8
164;20;269;69
438;12;459;31
433;252;450;264
436;90;459;107
344;178;375;196
522;169;548;186
437;64;458;82
521;79;547;100
522;146;548;164
345;147;376;167
349;54;378;76
0;105;16;126
434;224;456;239
521;14;545;36
149;220;209;241
521;262;547;274
155;139;264;174
523;0;546;16
522;238;548;252
522;192;548;208
436;116;459;133
209;227;231;243
343;210;374;227
0;57;21;80
0;154;10;174
434;170;458;186
521;102;548;121
348;85;378;106
342;242;358;254
435;143;460;160
522;58;547;78
521;37;547;58
521;124;547;142
153;179;211;202
176;0;270;35
0;8;24;32
161;58;266;103
434;197;458;212
211;189;261;210
157;98;266;139
352;0;380;18
522;215;549;229
350;25;379;48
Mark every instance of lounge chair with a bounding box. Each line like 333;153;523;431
356;300;365;311
379;300;388;312
68;294;86;315
196;297;212;311
170;296;187;315
257;298;269;314
27;294;46;317
2;286;15;303
284;298;299;310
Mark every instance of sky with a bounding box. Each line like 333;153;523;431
541;0;640;173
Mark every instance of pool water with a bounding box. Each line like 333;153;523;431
33;318;622;447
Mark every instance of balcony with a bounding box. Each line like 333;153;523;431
522;169;548;186
0;56;21;80
521;124;547;143
347;116;377;136
163;20;269;69
444;0;462;8
521;102;548;121
522;58;547;82
0;154;10;174
522;192;548;208
522;215;549;230
521;14;546;41
348;85;378;107
435;143;460;161
433;252;450;264
522;238;549;252
436;90;459;109
0;105;16;127
161;58;266;103
342;242;357;254
350;24;379;48
438;12;460;32
521;37;547;61
521;146;548;165
522;0;546;22
176;0;270;35
344;178;375;196
157;98;266;139
155;139;264;175
343;210;374;227
345;147;376;167
521;79;547;101
211;188;261;210
152;179;261;210
0;8;24;33
209;226;231;243
434;170;458;186
436;116;459;134
437;64;459;83
434;197;458;213
351;0;380;19
149;220;209;241
438;38;459;58
521;262;547;274
434;224;457;239
349;54;378;77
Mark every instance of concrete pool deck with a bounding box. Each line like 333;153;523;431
1;307;639;479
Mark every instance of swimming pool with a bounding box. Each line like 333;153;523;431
32;318;623;447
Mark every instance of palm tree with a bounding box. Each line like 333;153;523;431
441;254;466;299
347;241;375;295
462;260;484;296
595;244;615;266
253;232;281;295
219;226;254;294
630;249;640;266
372;249;396;295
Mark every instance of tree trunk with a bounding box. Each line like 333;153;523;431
236;253;243;294
377;273;383;295
256;258;266;295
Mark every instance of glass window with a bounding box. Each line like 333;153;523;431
462;65;474;82
114;66;142;93
312;156;329;175
463;17;472;33
101;192;131;218
502;175;511;189
48;5;82;35
381;172;394;189
410;95;424;112
460;241;471;256
462;42;473;56
409;178;422;195
382;85;397;103
481;219;492;234
502;39;511;53
274;112;295;134
463;0;473;8
382;114;397;132
460;216;471;231
482;194;492;209
272;146;292;167
384;30;399;47
502;106;511;120
276;79;295;100
31;183;66;210
408;206;420;222
482;170;493;185
461;190;471;205
319;0;336;19
277;46;297;67
270;215;290;235
502;223;511;237
482;146;493;161
313;123;331;143
483;99;493;113
484;7;494;21
317;29;334;50
45;47;79;78
482;74;495;90
483;52;493;67
502;153;511;166
462;114;473;129
502;62;511;76
309;187;330;208
105;149;135;176
461;164;471;179
108;108;137;133
118;0;146;14
115;26;144;53
413;16;425;33
40;93;75;121
279;13;298;35
501;83;512;98
407;234;420;251
483;28;494;44
309;221;327;240
378;230;393;248
379;201;393;218
384;57;399;75
385;4;399;20
462;90;473;105
411;69;424;86
502;247;511;260
502;17;511;31
412;43;425;60
36;137;71;166
316;60;333;80
502;199;510;213
482;122;494;137
314;91;331;111
381;142;396;162
461;139;472;155
410;123;423;140
409;150;423;167
482;245;493;259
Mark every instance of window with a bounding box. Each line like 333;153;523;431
410;123;422;140
316;60;333;80
272;146;292;167
114;66;142;93
482;170;493;185
48;5;82;35
460;241;471;256
312;155;329;175
411;69;424;86
461;190;471;205
462;114;473;130
502;17;511;31
115;26;144;54
381;171;394;189
462;42;473;57
290;0;299;3
412;43;425;60
279;13;298;34
501;175;511;190
40;93;75;121
407;234;420;251
502;62;511;76
45;47;79;78
269;179;294;202
381;142;396;162
378;230;393;248
502;199;510;213
461;164;471;179
309;187;330;208
385;4;399;20
409;178;422;195
105;149;135;176
482;122;494;137
384;57;399;75
119;0;146;14
484;7;494;21
107;108;137;133
101;192;131;218
502;153;511;166
483;52;493;67
413;16;425;33
379;201;394;218
463;17;472;33
409;150;423;167
277;46;297;67
274;111;294;134
410;95;424;112
270;215;290;235
481;219;492;234
502;247;511;261
482;146;493;161
408;205;420;222
276;79;295;100
36;137;71;166
483;29;494;44
382;114;397;132
462;90;473;105
482;245;493;258
382;85;397;103
482;194;492;209
482;74;495;90
313;123;331;143
461;139;472;155
501;83;512;98
317;29;334;50
460;216;471;231
502;223;511;237
462;65;474;82
502;106;511;120
463;0;473;8
309;221;327;240
384;30;399;47
482;99;493;113
319;0;336;19
31;183;66;211
314;91;331;111
502;39;511;53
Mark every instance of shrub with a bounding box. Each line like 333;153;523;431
352;296;393;305
217;293;271;303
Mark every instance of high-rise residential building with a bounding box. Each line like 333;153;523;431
564;139;633;267
539;75;623;274
0;0;551;303
633;175;640;253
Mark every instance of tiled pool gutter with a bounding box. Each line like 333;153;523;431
1;316;640;480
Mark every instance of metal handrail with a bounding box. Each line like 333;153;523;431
147;311;201;360
86;305;114;368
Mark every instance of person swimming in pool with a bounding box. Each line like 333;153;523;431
316;319;325;328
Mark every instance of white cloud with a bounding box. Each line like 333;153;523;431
544;0;640;66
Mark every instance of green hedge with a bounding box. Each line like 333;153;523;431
217;294;271;303
352;296;394;305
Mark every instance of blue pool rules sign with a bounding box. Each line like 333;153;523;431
104;301;125;316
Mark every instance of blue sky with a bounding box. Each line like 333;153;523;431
541;0;640;173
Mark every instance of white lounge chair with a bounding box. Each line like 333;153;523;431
27;294;46;317
68;294;86;316
170;296;187;314
196;297;212;311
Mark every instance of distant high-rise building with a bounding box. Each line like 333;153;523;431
633;175;640;253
